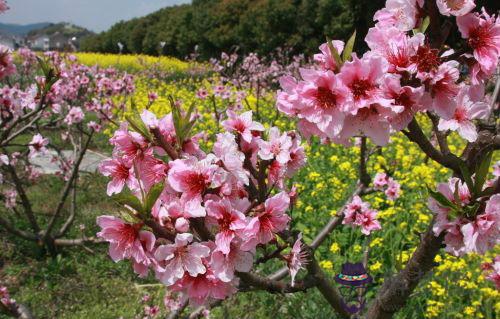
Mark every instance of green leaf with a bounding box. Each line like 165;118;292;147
474;151;493;195
420;16;430;33
427;186;457;210
464;202;480;218
125;115;151;141
458;161;474;194
326;36;342;69
342;30;356;63
144;182;164;213
112;192;144;213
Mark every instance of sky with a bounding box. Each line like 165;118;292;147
0;0;191;32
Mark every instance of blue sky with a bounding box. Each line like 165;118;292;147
0;0;191;32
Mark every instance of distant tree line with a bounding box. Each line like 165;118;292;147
80;0;500;59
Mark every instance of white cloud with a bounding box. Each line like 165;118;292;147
1;0;190;32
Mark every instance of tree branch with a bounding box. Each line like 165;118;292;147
4;163;40;234
0;215;37;241
404;118;461;175
43;130;94;242
53;237;105;246
366;226;444;319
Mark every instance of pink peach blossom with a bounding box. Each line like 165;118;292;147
155;233;211;285
99;157;138;196
242;192;291;250
437;0;475;17
222;110;264;143
313;40;345;71
28;133;49;158
64;106;84;125
429;61;461;119
437;86;490;142
96;215;154;263
210;243;253;282
205;198;248;255
373;172;388;190
285;233;308;286
168;155;227;217
343;196;381;235
374;0;423;32
213;132;248;185
461;194;499;254
457;9;500;79
295;69;350;138
171;266;237;305
385;178;401;201
110;123;149;163
258;127;293;164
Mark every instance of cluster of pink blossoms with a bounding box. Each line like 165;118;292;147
277;0;498;146
429;178;499;256
1;49;135;207
343;196;382;235
97;109;307;304
373;172;401;201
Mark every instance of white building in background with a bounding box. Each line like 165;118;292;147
28;34;50;51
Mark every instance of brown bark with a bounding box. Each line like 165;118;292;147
366;228;443;318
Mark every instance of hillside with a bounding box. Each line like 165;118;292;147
0;22;51;35
79;0;500;60
27;22;93;38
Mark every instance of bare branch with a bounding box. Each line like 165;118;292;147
43;130;94;241
308;258;350;319
53;237;105;246
359;136;370;187
404;118;462;175
0;215;37;240
55;179;77;238
4;163;40;234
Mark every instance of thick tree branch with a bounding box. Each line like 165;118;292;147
308;258;350;319
0;215;37;241
366;226;444;319
404;119;462;175
237;271;315;294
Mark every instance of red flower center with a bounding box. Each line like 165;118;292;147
394;91;414;110
259;211;276;233
314;86;338;109
218;208;236;231
233;120;247;133
115;163;130;180
118;223;140;246
454;107;467;122
350;79;374;100
186;171;207;194
410;45;441;73
387;45;411;70
468;25;489;50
